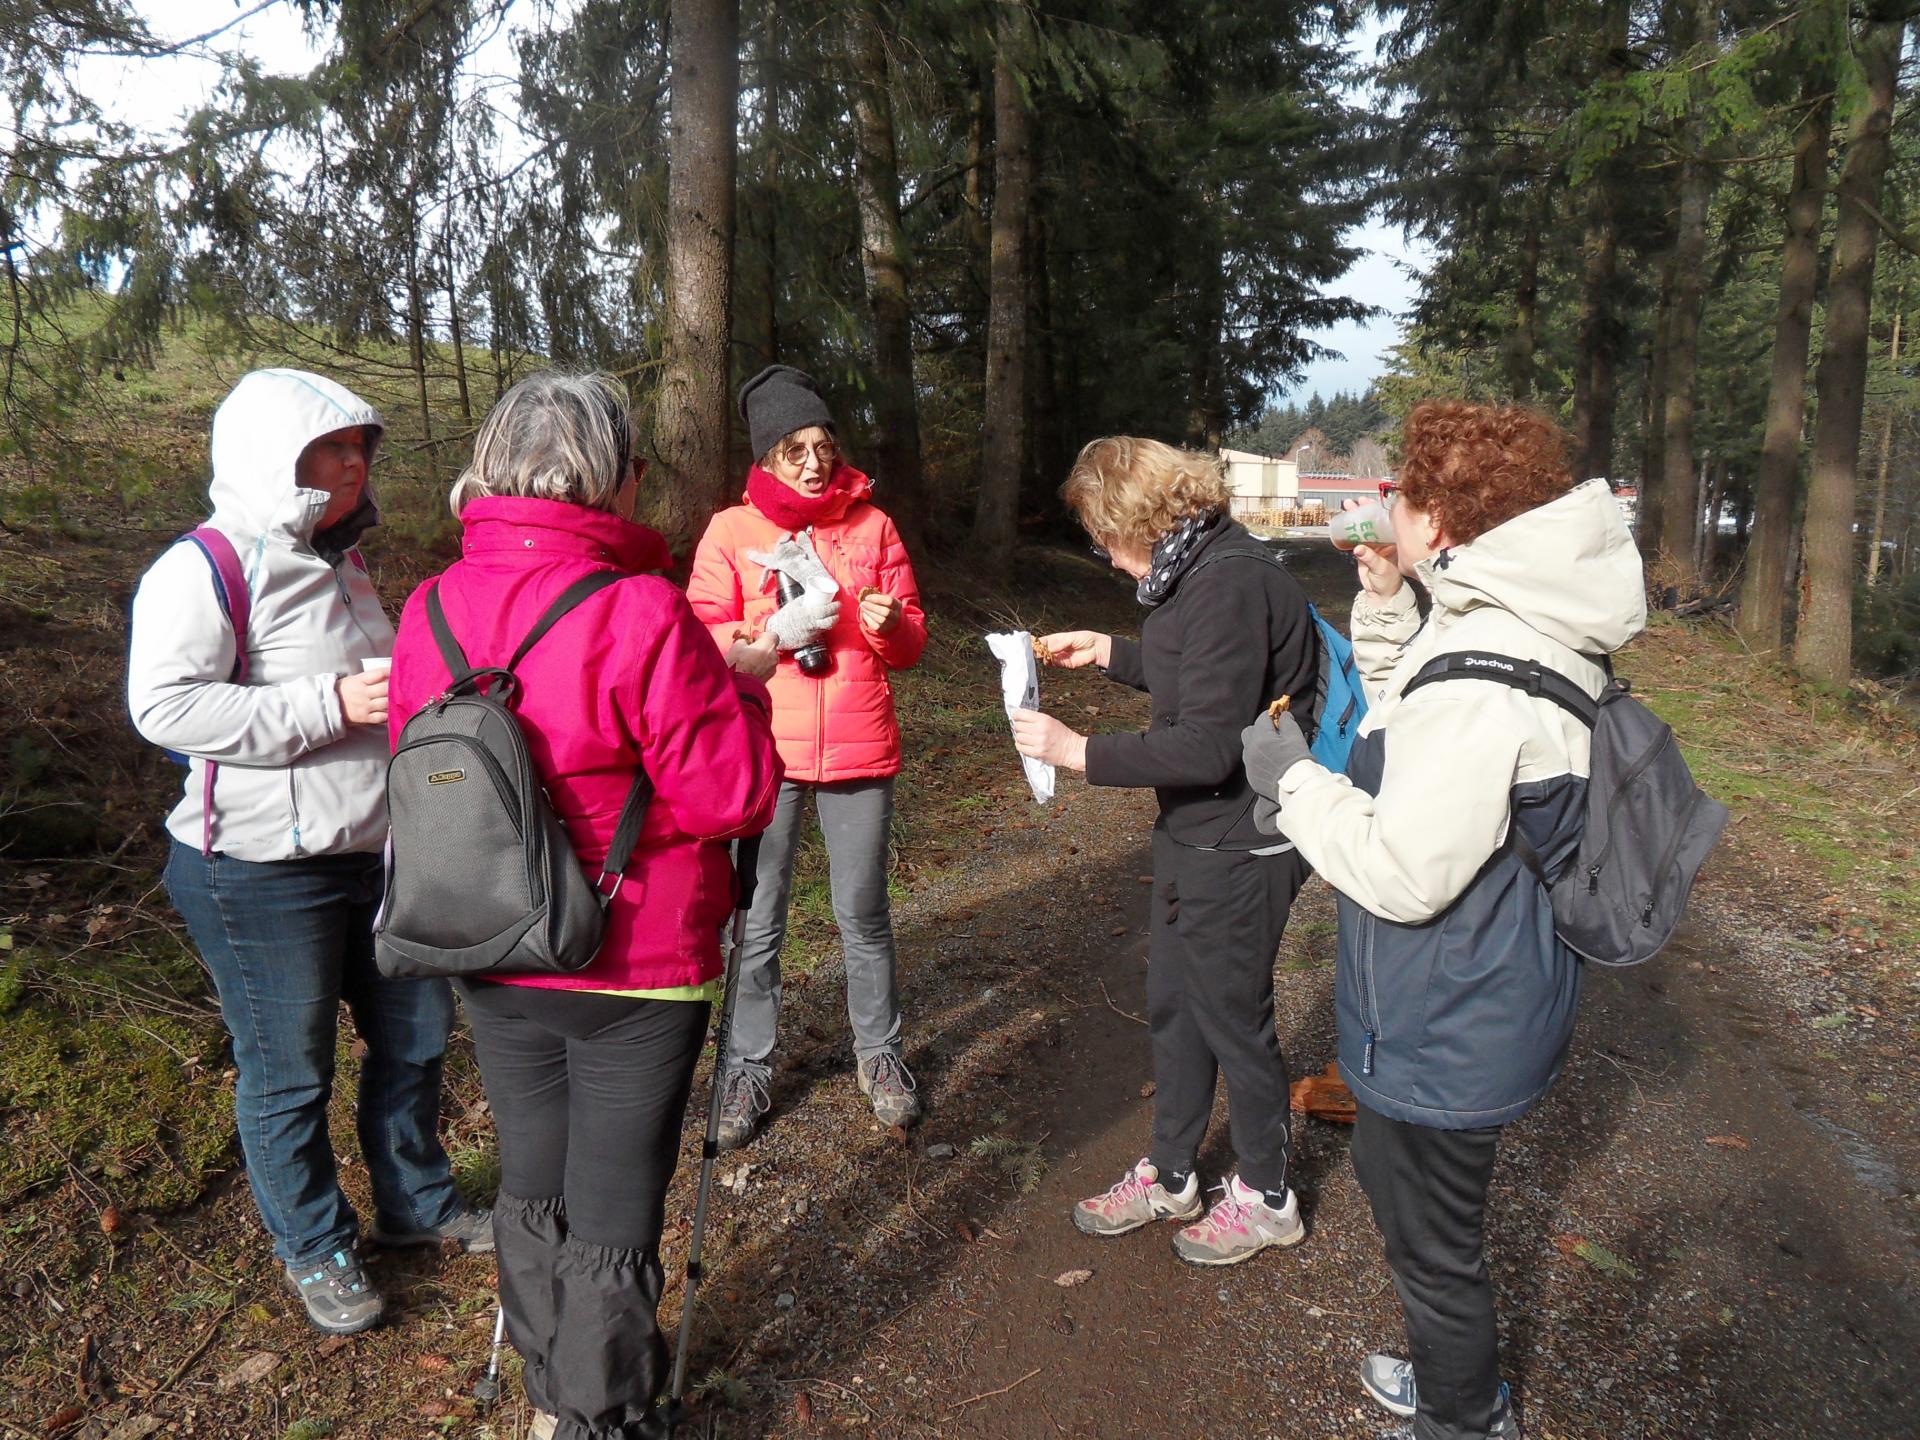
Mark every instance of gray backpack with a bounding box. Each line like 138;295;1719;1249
374;573;651;980
1403;651;1728;966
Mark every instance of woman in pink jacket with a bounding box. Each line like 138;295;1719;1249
687;364;927;1150
389;372;780;1440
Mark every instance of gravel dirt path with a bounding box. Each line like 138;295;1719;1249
689;546;1920;1440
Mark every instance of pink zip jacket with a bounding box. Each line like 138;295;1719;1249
389;495;782;991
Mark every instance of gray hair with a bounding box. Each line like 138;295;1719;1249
449;371;636;517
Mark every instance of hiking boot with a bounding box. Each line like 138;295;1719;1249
1169;1174;1306;1266
370;1206;495;1254
284;1246;384;1334
716;1068;770;1152
1361;1356;1512;1428
1377;1395;1520;1440
1072;1158;1204;1237
857;1051;921;1128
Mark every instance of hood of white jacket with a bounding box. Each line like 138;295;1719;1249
1418;478;1647;655
207;369;385;545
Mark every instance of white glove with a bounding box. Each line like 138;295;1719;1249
747;533;841;652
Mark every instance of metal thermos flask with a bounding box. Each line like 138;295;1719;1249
775;570;832;676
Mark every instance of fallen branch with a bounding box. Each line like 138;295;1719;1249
1097;979;1147;1027
948;1366;1043;1411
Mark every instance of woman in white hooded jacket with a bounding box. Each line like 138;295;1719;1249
1242;402;1646;1440
128;369;486;1337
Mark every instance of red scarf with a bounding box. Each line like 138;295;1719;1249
744;463;872;532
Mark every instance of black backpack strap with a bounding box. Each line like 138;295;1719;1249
1182;545;1325;739
1401;650;1601;728
425;583;475;683
596;770;656;900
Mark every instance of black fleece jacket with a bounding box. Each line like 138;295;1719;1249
1084;520;1317;850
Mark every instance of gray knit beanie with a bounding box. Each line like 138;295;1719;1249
738;364;836;463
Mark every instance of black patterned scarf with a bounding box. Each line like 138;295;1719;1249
1136;508;1226;608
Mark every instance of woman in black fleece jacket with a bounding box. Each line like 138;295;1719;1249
1012;436;1317;1266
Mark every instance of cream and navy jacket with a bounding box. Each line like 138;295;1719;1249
1274;480;1647;1128
128;370;394;861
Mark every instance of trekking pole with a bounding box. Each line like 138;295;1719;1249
664;833;762;1435
472;1304;507;1407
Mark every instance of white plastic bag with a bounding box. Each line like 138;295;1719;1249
985;631;1055;806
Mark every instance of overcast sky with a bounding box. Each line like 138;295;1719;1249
100;2;1426;408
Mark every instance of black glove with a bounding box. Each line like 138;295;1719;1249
1241;710;1313;802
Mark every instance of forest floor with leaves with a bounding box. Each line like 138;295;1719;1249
3;445;1919;1440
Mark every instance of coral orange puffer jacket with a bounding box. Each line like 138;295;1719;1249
688;469;926;783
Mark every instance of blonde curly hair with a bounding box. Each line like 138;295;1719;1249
1060;437;1231;552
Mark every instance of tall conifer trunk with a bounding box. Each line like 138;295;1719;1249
1569;0;1630;480
1866;301;1902;586
1796;21;1904;682
1738;73;1834;658
653;0;739;554
1656;0;1718;590
849;11;925;545
1640;285;1671;554
972;10;1031;578
1507;198;1542;400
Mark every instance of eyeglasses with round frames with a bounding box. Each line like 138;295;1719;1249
777;439;839;469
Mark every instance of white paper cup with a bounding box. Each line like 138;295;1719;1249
1329;501;1396;551
360;656;393;675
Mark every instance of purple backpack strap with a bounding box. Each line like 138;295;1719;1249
180;527;252;856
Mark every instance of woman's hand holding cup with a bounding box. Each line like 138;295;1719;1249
1035;630;1110;669
339;660;389;727
1341;499;1403;602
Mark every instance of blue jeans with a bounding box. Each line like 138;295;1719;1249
165;839;462;1266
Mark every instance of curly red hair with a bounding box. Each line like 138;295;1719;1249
1397;401;1573;546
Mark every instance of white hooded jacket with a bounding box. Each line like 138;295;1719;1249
128;370;395;861
1272;478;1648;1127
1277;477;1647;922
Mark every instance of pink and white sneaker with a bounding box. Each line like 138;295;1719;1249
1072;1158;1204;1237
1170;1174;1306;1265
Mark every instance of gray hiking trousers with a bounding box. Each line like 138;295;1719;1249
727;778;903;1081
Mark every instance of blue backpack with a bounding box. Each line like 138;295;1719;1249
1304;600;1367;772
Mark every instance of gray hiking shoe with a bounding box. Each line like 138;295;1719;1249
1071;1158;1204;1237
1363;1355;1515;1434
284;1246;384;1334
369;1206;494;1254
857;1051;921;1127
716;1068;770;1152
1169;1174;1306;1266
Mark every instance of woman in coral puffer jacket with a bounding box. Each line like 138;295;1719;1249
687;364;928;1151
390;372;781;1440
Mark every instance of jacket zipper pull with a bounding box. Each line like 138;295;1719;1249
1587;863;1602;895
1363;1031;1376;1076
1640;899;1655;927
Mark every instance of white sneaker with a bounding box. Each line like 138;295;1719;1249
1170;1174;1306;1265
1072;1158;1204;1236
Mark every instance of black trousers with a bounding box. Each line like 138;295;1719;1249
1351;1102;1505;1440
458;982;710;1440
1146;829;1306;1195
